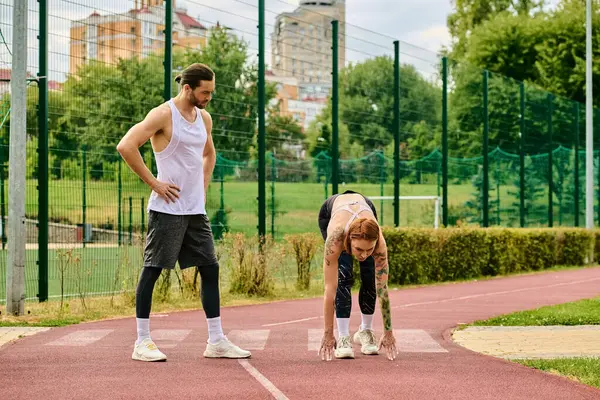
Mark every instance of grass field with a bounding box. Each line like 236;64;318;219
23;179;451;231
471;297;600;326
9;177;569;239
517;358;600;389
0;246;144;301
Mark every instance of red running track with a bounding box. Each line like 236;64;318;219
2;267;600;400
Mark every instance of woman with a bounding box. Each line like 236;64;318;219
317;190;397;361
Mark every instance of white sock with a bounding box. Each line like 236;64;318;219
207;316;225;344
361;314;374;331
336;318;350;337
136;318;150;345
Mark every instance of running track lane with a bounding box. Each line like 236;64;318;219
1;267;600;400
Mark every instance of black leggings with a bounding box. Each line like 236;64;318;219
335;251;376;318
135;264;221;319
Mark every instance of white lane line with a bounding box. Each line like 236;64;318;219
262;316;319;327
392;277;600;310
238;359;289;400
395;329;448;353
308;329;323;352
151;329;192;348
259;277;600;327
227;330;271;350
46;330;113;346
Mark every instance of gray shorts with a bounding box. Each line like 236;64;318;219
143;210;218;270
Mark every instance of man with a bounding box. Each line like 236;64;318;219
117;63;250;362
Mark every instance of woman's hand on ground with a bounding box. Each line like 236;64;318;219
318;331;336;361
378;330;398;361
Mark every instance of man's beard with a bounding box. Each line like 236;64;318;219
188;93;206;109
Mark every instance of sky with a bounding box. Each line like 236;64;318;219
0;0;562;82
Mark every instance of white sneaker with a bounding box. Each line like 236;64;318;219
334;335;355;359
132;338;167;362
353;329;379;355
203;337;251;359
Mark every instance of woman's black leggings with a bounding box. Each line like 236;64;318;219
135;264;221;319
335;251;376;318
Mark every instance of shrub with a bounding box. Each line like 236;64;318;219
382;227;596;286
285;233;321;290
222;233;275;297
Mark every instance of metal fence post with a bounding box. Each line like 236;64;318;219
482;70;489;227
128;196;133;246
141;197;145;238
271;153;276;238
118;160;122;246
519;83;526;227
331;20;339;195
442;57;448;227
258;0;266;239
82;145;87;247
393;40;400;227
38;0;49;302
548;94;554;227
0;147;5;250
574;102;580;227
163;0;172;101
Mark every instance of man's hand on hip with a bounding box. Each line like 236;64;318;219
151;180;180;203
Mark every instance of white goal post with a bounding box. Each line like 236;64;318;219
368;196;441;229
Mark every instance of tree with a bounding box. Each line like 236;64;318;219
58;25;276;181
265;113;304;156
533;0;600;106
508;156;546;226
445;63;526;160
464;165;498;225
305;101;356;159
447;0;546;57
183;26;276;161
460;0;600;107
1;85;69;179
59;58;164;175
306;56;441;160
445;0;600;162
339;57;440;155
309;123;331;158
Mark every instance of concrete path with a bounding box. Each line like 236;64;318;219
0;327;51;347
454;325;600;359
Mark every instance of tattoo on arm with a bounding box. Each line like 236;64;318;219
374;250;392;331
324;226;344;265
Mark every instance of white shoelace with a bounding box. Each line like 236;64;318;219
338;336;352;348
362;330;376;345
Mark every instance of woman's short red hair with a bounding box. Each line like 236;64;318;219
344;218;380;253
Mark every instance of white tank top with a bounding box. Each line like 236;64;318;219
147;99;207;215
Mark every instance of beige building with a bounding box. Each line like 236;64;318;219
69;0;207;75
266;71;328;131
270;0;345;84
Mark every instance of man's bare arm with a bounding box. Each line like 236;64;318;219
117;106;166;188
117;106;180;202
201;110;216;194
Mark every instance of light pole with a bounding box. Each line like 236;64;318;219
585;0;594;228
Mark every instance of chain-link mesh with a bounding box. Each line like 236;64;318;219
0;0;598;300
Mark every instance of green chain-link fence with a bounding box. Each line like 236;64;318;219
0;0;598;301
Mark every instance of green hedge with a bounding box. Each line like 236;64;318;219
383;228;596;286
